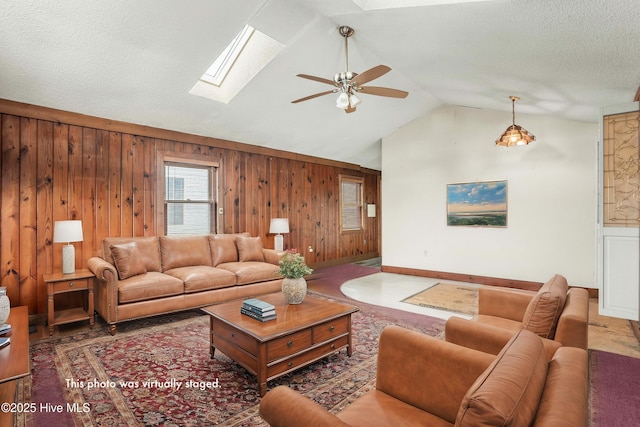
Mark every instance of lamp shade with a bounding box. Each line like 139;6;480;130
496;95;535;147
53;220;84;244
496;124;536;147
336;92;350;109
349;93;361;108
269;218;289;234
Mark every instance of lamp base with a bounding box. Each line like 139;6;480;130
62;244;75;274
274;234;284;252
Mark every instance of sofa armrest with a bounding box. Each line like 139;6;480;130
478;286;534;321
87;256;119;327
375;325;495;424
263;249;285;266
259;385;350;427
88;256;117;282
554;288;589;349
445;316;562;360
533;347;588;427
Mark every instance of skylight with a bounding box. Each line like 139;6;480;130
352;0;498;10
201;25;254;87
190;25;284;104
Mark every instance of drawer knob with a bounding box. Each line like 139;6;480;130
287;340;293;348
68;282;74;288
288;362;293;368
330;344;335;350
329;325;335;332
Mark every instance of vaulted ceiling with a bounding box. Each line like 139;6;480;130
1;0;639;170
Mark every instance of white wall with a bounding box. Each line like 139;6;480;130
381;106;598;287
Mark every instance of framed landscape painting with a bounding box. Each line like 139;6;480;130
447;180;507;227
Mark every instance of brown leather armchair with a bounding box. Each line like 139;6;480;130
445;274;589;358
259;326;588;427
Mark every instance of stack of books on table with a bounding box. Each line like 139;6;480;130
241;298;277;322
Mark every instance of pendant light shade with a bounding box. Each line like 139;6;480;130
336;92;350;109
496;96;535;146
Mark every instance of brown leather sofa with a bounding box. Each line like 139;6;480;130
88;233;283;334
259;326;588;427
445;274;590;358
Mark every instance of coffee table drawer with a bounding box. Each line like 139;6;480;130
267;335;349;378
212;321;258;355
313;316;349;344
267;329;312;362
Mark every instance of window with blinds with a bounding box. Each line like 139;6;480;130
164;163;216;235
340;175;364;232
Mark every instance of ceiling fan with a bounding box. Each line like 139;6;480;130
291;25;408;113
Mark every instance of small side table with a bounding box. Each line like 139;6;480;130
0;306;31;427
43;269;95;336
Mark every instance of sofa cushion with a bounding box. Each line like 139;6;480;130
237;236;265;262
209;233;249;266
103;236;162;272
160;235;212;271
455;329;548;427
110;242;147;280
163;266;237;293
117;271;184;304
338;390;452;427
217;262;280;285
522;274;568;338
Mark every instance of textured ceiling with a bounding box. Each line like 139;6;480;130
1;0;639;170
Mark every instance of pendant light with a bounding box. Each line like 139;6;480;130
496;96;535;146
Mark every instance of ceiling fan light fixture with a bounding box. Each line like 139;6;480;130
336;92;350;109
291;25;408;111
349;93;361;108
496;96;535;147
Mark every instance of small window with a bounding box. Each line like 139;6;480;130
164;163;215;235
340;175;364;232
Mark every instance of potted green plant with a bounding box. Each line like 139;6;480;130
276;250;313;304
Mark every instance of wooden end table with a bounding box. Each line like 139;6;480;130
202;293;359;396
44;269;95;336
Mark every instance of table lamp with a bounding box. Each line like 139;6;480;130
269;218;289;251
53;220;84;274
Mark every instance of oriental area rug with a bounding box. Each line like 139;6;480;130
24;295;445;427
401;283;478;316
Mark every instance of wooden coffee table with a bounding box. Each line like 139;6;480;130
202;293;359;396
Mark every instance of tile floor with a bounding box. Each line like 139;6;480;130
342;271;640;358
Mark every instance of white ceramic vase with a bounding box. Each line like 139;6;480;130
281;277;307;304
0;287;10;325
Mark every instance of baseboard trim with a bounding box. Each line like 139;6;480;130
311;253;380;270
380;265;543;291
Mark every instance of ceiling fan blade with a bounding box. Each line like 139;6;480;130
359;86;409;99
291;90;335;104
351;65;391;86
296;74;336;86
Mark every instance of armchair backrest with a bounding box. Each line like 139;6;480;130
455;329;548;427
521;274;568;339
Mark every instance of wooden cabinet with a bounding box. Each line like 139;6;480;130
43;269;95;335
0;307;31;427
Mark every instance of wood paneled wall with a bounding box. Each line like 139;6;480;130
0;99;381;315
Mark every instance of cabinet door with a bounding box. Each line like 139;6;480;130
598;104;640;320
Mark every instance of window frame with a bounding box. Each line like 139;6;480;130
156;152;220;236
339;174;365;233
